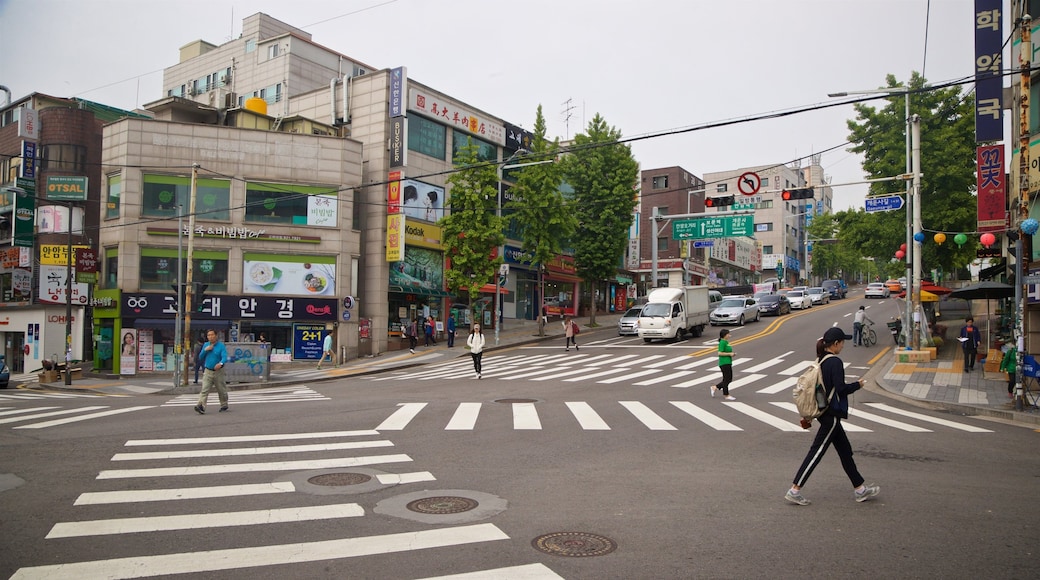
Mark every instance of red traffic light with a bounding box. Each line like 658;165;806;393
781;188;814;200
705;195;735;207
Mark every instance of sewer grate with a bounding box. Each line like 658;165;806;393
307;472;373;486
405;496;479;514
532;532;618;557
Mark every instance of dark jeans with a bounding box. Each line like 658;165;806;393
716;364;733;395
964;347;977;370
447;330;455;347
852;322;863;345
793;413;865;489
471;351;483;375
408;335;417;350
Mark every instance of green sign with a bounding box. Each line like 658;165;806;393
13;178;35;248
673;215;754;240
732;203;756;211
46;176;89;201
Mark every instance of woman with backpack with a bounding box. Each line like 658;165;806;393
563;317;579;351
786;326;880;506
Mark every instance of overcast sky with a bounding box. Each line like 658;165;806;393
1;0;989;211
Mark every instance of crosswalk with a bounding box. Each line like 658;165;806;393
0;404;154;430
373;400;993;434
11;430;565;579
161;385;330;408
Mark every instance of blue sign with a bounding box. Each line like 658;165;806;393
293;324;325;360
865;195;905;213
693;240;714;248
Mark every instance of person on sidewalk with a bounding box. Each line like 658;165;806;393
959;318;981;372
785;327;880;506
424;315;437;347
711;328;736;400
191;332;206;384
1000;344;1018;398
195;329;229;414
563;316;579;351
317;331;336;369
447;313;456;348
466;323;485;379
852;306;874;346
406;317;418;354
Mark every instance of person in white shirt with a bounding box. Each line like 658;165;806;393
466;323;486;379
853;306;874;346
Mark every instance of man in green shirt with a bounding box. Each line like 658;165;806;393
711;328;737;400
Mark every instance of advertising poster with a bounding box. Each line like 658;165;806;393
401;180;444;222
243;259;336;297
293;324;325;360
389;246;444;293
306;194;337;227
119;329;137;375
137;330;153;371
37;265;89;305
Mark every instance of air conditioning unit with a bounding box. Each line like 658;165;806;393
186;88;197;97
225;92;238;108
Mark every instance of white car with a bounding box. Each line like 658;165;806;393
787;290;813;310
709;297;760;326
865;282;890;299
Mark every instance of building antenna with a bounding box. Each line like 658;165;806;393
561;98;576;140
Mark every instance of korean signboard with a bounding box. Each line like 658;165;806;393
673;215;754;240
976;145;1006;232
974;0;1002;142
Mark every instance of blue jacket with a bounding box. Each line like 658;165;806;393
821;355;860;419
959;324;981;352
199;340;228;370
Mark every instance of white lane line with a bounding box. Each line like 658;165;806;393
0;407;61;417
727;373;765;391
597;369;661;384
608;354;642;366
563;368;629;382
645;355;695;368
675;357;717;371
619;401;677;430
633;354;667;365
500;367;571;381
778;360;813;376
741;352;795;373
570;354;615;365
445;403;482;430
479;365;540;379
0;406;108;425
125;430;380;446
96;454;412;479
112;440;394;461
530;367;601;381
376;471;436;485
11;523;510;580
670;401;742;431
864;403;992;432
418;563;565;579
769;403;872;432
75;482;297;505
724;401;804;431
756;376;798;395
565;402;610;430
670;374;718;389
376;403;427;430
513;402;541;429
47;503;365;538
15;406;154;429
635;370;689;386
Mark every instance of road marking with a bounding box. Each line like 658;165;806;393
15;406;154;429
670;401;742;430
645;355;696;368
724;401;803;431
756;376;798;395
47;503;365;538
12;523;510;580
741;351;794;373
769;402;872;432
112;439;394;461
597;369;661;384
675;358;717;371
480;365;542;379
0;407;61;417
609;354;643;366
376;471;436;485
670;374;718;389
513;402;541;429
418;563;564;579
125;430;380;446
843;407;932;432
531;367;601;381
445;403;481;430
565;401;610;430
501;366;571;381
864;403;993;432
376;403;427;430
620;401;677;430
96;454;413;479
635;370;689;386
0;406;108;425
564;368;629;382
75;482;297;505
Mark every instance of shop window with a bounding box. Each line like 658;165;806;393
451;131;496;164
142;174;230;220
39;144;87;173
104;249;118;288
106;173;121;219
407;115;446;160
244;182;338;226
139;250;228;292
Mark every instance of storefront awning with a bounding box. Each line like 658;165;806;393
389;285;454;298
479;283;508;295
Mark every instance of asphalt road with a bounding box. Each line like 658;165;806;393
1;297;1037;579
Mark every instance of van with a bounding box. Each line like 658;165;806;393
822;280;846;300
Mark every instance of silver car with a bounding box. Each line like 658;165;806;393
807;287;830;305
709;297;760;326
617;306;644;335
788;290;813;310
865;282;890;299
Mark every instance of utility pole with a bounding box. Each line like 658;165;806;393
1015;15;1031;411
182;164;199;387
911;114;922;350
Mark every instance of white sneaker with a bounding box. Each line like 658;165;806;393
710;386;717;398
478;373;482;379
855;484;880;502
724;395;736;401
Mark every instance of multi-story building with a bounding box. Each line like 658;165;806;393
635;166;709;291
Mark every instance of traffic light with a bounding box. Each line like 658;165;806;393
194;283;209;311
781;188;814;200
704;195;735;208
170;283;186;309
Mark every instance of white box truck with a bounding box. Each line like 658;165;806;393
636;286;720;342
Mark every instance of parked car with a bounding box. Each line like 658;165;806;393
865;282;891;299
752;290;773;301
884;279;902;293
709;297;760;326
821;279;846;299
617;306;644;336
757;294;791;316
807;287;830;305
787;289;813;310
0;361;9;389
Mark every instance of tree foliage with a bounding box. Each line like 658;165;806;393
440;141;505;302
561;113;639;324
843;72;977;279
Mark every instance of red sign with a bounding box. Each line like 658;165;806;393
387;171;402;214
976;145;1006;232
74;248;98;274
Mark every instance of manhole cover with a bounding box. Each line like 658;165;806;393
307;473;372;486
406;496;479;514
532;532;618;557
495;398;538;404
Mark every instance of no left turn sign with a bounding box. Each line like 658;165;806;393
737;172;761;196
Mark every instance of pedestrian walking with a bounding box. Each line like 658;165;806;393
852;306;873;346
711;328;736;400
785;327;880;506
467;323;485;379
447;313;456;348
999;344;1017;398
191;331;206;384
425;315;437;346
406;317;418;353
563;316;579;351
317;330;335;369
959;317;981;372
194;329;229;414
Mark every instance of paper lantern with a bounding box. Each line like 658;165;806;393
900;243;907;251
954;233;968;246
980;233;996;247
1023;218;1040;236
934;233;946;245
895;250;905;259
913;232;925;243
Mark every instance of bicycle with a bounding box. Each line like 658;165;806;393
861;322;877;347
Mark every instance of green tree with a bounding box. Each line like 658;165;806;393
507;105;575;335
561;113;639;326
844;72;977;280
440;141;505;303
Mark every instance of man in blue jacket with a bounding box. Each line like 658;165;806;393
959;317;982;372
195;329;229;414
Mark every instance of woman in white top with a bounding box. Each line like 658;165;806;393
466;323;486;379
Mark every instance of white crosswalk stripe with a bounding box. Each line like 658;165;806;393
162;385;328;407
0;390;106;400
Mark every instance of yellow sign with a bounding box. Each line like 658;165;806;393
39;244;91;265
386;214;405;262
1011;137;1040;196
404;221;443;250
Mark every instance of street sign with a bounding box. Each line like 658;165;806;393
864;195;905;213
673;215;754;240
693;240;714;248
1023;274;1040;285
737;171;761;195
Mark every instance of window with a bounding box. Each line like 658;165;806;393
139;248;228;291
652;175;668;189
763;245;773;254
105;174;121;219
451;131;497;164
244;182;339;226
268;44;280;59
716;183;728;193
142;175;231;220
218;68;232;87
104;248;118;289
407;115;446;160
261;83;282;104
761;177;769;187
245;39;256;53
39;144;86;172
657;237;668;251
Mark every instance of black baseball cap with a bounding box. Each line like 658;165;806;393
823;327;853;343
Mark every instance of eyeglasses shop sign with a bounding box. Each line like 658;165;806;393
121;293;338;320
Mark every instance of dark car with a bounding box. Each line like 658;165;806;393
822;279;846;300
0;361;9;389
757;294;791;316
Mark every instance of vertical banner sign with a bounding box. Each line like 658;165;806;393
20;141;36;178
75;248;99;284
389;117;406;168
389;66;407;118
386;214;405;262
977;145;1007;231
13;177;35;248
974;0;1003;142
18;107;38;140
387;170;402;214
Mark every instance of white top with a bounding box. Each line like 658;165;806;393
467;332;485;354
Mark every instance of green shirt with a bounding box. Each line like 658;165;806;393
718;338;733;366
